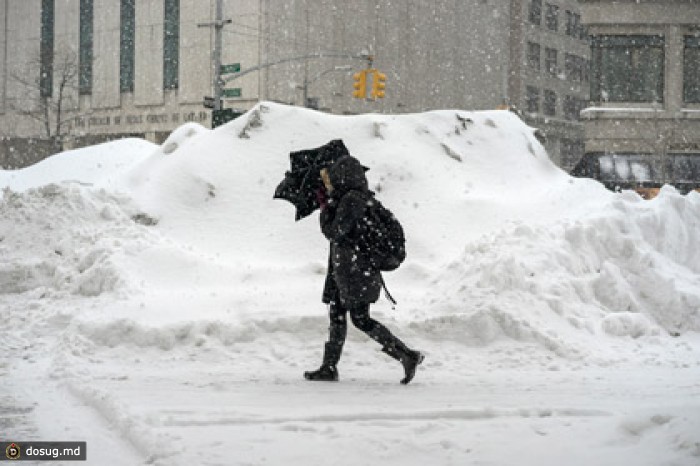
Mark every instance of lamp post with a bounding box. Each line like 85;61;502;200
300;65;353;108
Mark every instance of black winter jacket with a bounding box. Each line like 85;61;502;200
320;156;382;306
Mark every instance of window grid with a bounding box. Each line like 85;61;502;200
591;35;665;103
79;0;93;95
527;42;541;70
545;47;558;77
526;86;540;113
163;0;180;90
40;0;54;98
545;3;559;32
684;36;700;103
529;0;542;26
544;89;557;116
120;0;135;93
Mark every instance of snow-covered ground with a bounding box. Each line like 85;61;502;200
1;102;699;465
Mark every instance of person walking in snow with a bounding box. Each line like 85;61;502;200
304;154;424;384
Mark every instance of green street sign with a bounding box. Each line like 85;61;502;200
220;63;241;74
222;88;241;98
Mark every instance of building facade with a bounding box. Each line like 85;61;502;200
576;0;700;193
0;0;590;169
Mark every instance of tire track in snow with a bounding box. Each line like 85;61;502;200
156;407;612;427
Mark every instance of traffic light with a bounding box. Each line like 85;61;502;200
352;70;367;99
371;70;386;99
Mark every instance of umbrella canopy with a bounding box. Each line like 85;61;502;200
274;139;354;220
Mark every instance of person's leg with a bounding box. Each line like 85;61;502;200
328;300;348;349
304;300;348;381
348;303;424;385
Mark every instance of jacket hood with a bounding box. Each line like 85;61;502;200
327;155;369;196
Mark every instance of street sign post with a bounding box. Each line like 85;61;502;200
220;63;241;74
222;88;242;98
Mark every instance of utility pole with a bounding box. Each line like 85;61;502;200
198;0;231;111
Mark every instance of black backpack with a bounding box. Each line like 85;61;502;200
359;196;406;272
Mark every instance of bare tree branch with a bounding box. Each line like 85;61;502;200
8;47;80;151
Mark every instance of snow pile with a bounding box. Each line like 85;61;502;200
94;102;695;359
2;102;698;360
424;188;700;350
3;102;700;466
121;104;591;268
0;138;157;191
0;184;155;297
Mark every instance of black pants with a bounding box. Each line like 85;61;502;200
327;300;397;349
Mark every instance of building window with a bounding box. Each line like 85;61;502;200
79;0;93;95
163;0;179;90
545;48;558;76
40;0;54;98
591;35;665;103
529;0;542;25
564;95;587;121
561;138;585;169
545;3;559;32
526;86;540;113
684;36;700;103
565;53;586;83
120;0;135;93
527;42;541;70
565;11;581;38
579;24;589;41
544;89;557;116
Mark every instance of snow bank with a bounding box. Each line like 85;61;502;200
0;138;157;191
68;315;327;351
4;102;700;466
0;184;154;297
3;102;699;362
422;188;700;359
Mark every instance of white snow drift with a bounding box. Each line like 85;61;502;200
2;102;699;466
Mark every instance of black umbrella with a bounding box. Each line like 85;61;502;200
274;139;352;220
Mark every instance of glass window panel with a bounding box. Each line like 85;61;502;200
79;0;93;95
544;89;557;116
599;155;614;178
529;0;542;25
527;42;541;70
630;161;651;182
684;36;700;103
592;35;664;102
545;48;557;76
614;157;630;180
120;0;135;93
40;0;54;98
545;4;558;31
526;86;540;113
163;0;179;90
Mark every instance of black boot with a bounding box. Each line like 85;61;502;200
366;326;424;384
304;342;342;382
381;340;425;385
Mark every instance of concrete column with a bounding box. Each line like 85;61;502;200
666;25;683;114
0;0;6;114
93;0;120;109
135;0;164;106
508;0;524;108
179;0;212;104
53;0;80;111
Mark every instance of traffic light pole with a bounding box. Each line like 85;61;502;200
198;0;232;111
222;52;370;83
301;65;352;107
